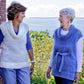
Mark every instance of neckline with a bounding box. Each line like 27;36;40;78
13;27;19;35
6;21;26;39
61;29;69;35
57;25;74;40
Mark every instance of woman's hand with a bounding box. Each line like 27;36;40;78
0;46;2;49
75;72;79;83
30;63;34;76
0;73;4;84
46;67;51;78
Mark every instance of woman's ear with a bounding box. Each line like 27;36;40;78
68;16;71;21
14;13;19;19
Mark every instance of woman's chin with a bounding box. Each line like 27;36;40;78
60;24;63;27
19;20;23;23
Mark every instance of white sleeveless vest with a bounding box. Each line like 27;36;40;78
0;21;30;69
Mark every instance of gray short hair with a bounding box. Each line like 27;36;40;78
60;8;75;23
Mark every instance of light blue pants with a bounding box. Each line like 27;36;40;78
0;67;30;84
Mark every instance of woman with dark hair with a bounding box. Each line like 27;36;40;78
0;2;34;84
46;8;83;84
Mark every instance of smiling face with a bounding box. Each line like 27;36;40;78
58;12;70;27
15;12;25;23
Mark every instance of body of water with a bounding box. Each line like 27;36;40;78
23;17;84;37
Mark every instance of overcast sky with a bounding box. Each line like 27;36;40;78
6;0;84;17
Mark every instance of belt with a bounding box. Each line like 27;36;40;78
55;52;69;72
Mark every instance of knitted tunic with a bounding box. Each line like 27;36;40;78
0;21;30;69
52;25;83;80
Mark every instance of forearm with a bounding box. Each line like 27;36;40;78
76;37;83;72
49;54;53;67
28;49;34;75
27;49;34;61
49;40;55;67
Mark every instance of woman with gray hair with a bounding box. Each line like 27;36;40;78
46;8;83;84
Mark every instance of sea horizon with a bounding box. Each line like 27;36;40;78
25;17;84;19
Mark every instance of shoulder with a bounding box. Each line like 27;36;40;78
20;23;29;32
21;23;29;28
72;25;83;41
72;25;83;37
0;21;7;28
54;28;59;34
0;21;7;33
53;27;60;38
76;29;83;39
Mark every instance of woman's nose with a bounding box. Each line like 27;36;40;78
58;17;60;21
23;15;25;17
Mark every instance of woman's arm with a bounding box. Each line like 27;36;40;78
49;40;55;67
46;39;55;78
26;31;34;62
26;31;34;76
76;37;83;72
27;49;34;76
75;37;83;83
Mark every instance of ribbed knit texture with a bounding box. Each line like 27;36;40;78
0;21;30;69
52;25;83;80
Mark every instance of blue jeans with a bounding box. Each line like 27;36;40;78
54;76;73;84
0;67;30;84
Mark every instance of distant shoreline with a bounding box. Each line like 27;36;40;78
26;17;84;19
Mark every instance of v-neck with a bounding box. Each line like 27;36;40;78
6;21;27;39
13;27;19;35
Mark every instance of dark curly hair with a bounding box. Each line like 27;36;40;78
7;2;27;20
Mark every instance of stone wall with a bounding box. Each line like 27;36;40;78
0;0;6;24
